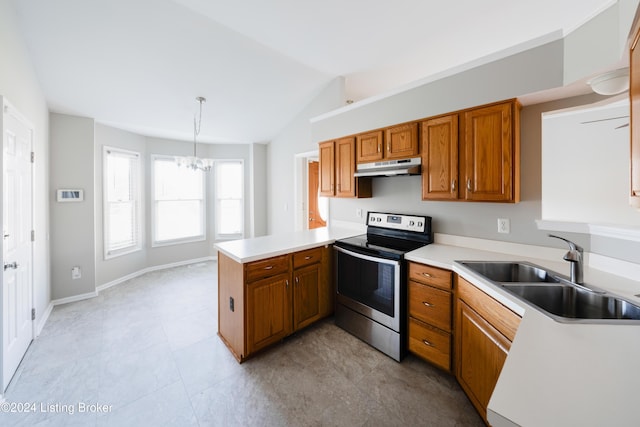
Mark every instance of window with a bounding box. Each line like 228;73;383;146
104;147;142;258
215;160;244;240
152;155;205;245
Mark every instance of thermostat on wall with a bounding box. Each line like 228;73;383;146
57;189;83;202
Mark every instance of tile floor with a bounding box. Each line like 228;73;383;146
0;261;483;426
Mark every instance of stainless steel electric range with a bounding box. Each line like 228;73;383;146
333;212;432;361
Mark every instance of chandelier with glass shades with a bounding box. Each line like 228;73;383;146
175;96;214;172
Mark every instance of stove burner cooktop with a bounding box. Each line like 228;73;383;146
334;212;433;259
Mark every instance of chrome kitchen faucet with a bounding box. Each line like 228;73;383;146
548;234;584;284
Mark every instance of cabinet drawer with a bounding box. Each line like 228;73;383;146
293;247;323;269
408;263;452;290
409;318;451;371
245;255;290;282
409;281;451;332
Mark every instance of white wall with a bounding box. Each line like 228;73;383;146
0;0;50;326
542;100;640;227
267;77;346;235
0;0;51;389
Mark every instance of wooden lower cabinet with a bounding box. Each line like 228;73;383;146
455;276;522;424
246;272;292;355
292;246;332;331
218;246;332;362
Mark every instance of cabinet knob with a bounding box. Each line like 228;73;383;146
467;178;472;192
304;256;312;260
295;277;299;284
422;339;434;347
451;179;456;192
387;143;390;152
377;143;381;153
285;279;289;289
422;301;434;307
421;272;432;278
263;265;273;270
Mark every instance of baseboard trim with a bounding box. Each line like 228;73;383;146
96;256;216;293
50;291;99;307
36;302;54;336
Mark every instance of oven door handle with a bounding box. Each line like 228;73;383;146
334;246;401;267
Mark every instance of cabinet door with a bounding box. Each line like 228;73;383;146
421;115;459;200
293;264;321;331
631;21;640;206
385;123;419;160
455;300;511;424
336;137;357;197
246;273;292;355
318;141;335;196
462;102;516;202
356;131;383;163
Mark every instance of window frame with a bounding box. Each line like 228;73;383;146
103;146;143;260
151;154;207;247
214;159;245;241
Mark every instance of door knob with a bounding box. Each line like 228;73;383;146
4;262;18;271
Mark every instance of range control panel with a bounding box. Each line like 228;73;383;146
367;212;427;233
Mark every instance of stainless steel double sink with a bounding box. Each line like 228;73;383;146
458;261;640;323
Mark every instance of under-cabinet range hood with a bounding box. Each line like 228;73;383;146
353;157;421;177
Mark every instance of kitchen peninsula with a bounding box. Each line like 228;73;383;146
215;226;362;362
216;228;640;426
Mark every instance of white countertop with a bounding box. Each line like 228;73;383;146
214;226;363;263
216;228;640;425
406;243;640;427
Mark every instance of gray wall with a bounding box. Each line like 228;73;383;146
250;143;268;237
48;119;260;296
50;114;96;300
94;124;147;286
303;2;640;264
325;95;603;247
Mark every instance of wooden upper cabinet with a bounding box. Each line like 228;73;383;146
357;125;418;163
318;137;371;198
356;130;384;163
631;13;640;207
385;123;419;160
462;101;520;202
318;141;335;197
421;115;459;200
336;137;357;197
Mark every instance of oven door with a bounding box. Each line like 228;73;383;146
334;246;401;331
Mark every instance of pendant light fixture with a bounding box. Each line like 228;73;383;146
175;96;214;172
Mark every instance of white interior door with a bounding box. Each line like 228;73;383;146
2;100;34;392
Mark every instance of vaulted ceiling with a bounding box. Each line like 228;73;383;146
11;0;612;144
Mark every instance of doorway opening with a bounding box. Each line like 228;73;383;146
294;150;329;231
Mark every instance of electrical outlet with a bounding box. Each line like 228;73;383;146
497;218;510;234
71;266;82;280
356;208;363;218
